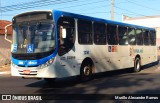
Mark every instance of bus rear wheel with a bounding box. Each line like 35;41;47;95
133;57;141;72
80;59;94;82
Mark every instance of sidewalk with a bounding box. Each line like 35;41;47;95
0;64;11;72
0;65;11;75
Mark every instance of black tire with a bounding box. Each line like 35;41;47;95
133;57;141;72
80;60;94;82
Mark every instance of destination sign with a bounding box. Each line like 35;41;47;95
16;14;47;23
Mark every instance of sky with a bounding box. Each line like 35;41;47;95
1;0;160;22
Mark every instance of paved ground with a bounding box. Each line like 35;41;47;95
0;64;11;74
0;62;160;103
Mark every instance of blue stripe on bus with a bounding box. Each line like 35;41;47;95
11;51;57;66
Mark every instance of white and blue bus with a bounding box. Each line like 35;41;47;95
11;10;157;81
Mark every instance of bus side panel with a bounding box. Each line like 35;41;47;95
76;45;134;73
54;45;81;78
133;46;157;66
107;45;134;69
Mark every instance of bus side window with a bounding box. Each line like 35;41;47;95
94;22;106;45
150;30;156;46
78;20;92;44
58;17;75;56
136;29;143;45
128;27;136;45
107;24;118;45
118;26;128;45
143;30;149;45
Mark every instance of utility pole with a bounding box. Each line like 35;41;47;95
110;0;114;20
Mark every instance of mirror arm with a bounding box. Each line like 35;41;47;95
4;23;12;43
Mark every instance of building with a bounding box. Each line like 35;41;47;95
0;20;12;35
0;20;12;66
122;15;160;47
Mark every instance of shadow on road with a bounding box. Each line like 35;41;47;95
26;61;159;88
25;61;160;103
26;61;159;89
26;65;135;88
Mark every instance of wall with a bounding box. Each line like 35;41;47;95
0;35;11;66
0;20;12;66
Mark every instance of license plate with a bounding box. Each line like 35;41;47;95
23;70;31;74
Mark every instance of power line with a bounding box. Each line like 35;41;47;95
3;0;143;21
0;0;109;21
1;0;60;12
2;0;160;22
56;0;107;11
114;11;141;17
1;0;107;13
126;0;160;12
2;0;41;8
1;0;79;12
82;11;110;14
2;4;108;17
1;0;108;16
114;5;148;17
1;0;54;9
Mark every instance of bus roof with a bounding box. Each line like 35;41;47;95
53;10;155;31
13;10;52;19
12;9;155;31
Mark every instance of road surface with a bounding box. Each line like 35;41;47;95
0;62;160;102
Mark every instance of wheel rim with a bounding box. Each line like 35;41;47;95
136;60;140;70
137;62;140;69
83;66;91;76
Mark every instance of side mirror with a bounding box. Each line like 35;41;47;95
5;24;12;43
62;28;66;38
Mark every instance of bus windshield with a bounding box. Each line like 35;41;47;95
12;21;55;54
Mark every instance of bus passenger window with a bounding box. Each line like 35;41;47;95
94;22;106;45
78;20;92;44
118;26;128;45
150;30;156;45
143;30;149;45
136;29;143;45
128;28;136;45
107;24;118;45
58;17;75;56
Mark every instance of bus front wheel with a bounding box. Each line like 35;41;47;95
133;57;141;72
80;58;94;82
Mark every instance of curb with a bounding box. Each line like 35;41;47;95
0;71;11;75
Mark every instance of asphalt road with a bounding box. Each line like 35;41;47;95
0;61;160;103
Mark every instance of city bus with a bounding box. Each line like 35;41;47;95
11;10;157;82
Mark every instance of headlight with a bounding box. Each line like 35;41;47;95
12;63;18;68
40;58;54;69
48;58;54;64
